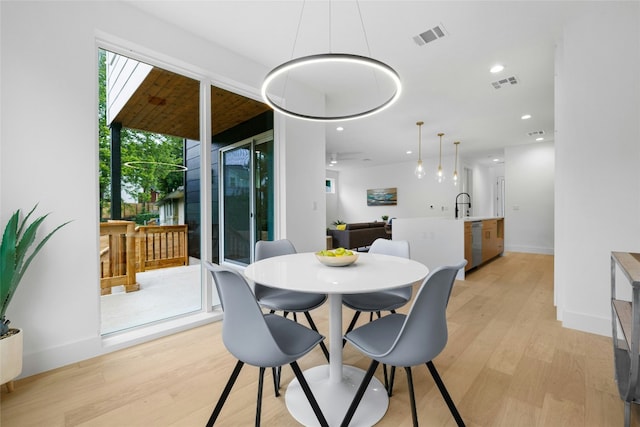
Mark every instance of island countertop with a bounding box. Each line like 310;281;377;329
458;216;504;222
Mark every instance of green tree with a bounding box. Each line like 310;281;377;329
98;49;111;213
121;129;184;211
98;48;185;216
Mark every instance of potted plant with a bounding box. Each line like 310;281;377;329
381;215;389;222
333;219;346;230
0;205;70;391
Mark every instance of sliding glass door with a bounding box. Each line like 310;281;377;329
98;48;202;334
220;131;274;266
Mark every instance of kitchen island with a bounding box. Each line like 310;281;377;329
393;216;504;279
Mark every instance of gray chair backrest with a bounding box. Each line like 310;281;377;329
204;261;287;366
369;239;411;299
254;239;297;299
382;260;467;367
255;239;296;260
369;238;410;258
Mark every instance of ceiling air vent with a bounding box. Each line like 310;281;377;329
491;76;519;89
413;25;447;46
527;130;545;137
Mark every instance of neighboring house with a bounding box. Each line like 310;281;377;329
156;187;184;225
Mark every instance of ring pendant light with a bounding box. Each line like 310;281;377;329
261;53;401;122
261;0;402;122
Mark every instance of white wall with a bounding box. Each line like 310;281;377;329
0;1;326;376
472;162;504;218
505;142;555;254
335;155;463;223
333;148;554;255
326;169;339;228
554;2;640;336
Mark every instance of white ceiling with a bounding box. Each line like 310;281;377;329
125;0;594;170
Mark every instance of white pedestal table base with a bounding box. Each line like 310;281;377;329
285;364;389;426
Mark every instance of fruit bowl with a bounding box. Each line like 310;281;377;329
315;252;358;267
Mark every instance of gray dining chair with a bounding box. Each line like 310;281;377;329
254;239;329;361
341;238;412;390
203;261;328;427
341;261;467;427
342;239;412;333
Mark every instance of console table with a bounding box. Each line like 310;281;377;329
611;251;640;426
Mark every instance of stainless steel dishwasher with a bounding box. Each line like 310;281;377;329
471;221;482;268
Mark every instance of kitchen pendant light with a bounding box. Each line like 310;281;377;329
436;132;445;183
414;121;426;179
453;141;460;186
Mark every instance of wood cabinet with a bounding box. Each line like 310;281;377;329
481;219;498;262
464;218;504;270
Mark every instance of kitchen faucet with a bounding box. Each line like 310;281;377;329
455;192;471;219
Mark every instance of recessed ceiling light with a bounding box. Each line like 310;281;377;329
406;150;413;155
493;158;500;162
490;64;504;73
336;126;344;131
521;114;531;120
536;137;544;141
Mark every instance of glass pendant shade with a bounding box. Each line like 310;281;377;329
453;141;460;186
436;132;445;183
415;160;426;179
414;121;425;178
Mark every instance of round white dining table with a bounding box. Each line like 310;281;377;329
244;251;429;426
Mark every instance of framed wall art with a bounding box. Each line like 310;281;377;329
367;187;397;206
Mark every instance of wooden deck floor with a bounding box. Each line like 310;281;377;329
1;252;635;426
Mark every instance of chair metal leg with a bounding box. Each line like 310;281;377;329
624;401;631;427
388;366;396;397
383;364;389;392
426;361;465;427
624;400;631;427
405;367;418;427
289;361;329;427
303;311;330;362
256;367;265;426
206;360;244;427
340;360;380;427
343;311;362;347
272;367;280;397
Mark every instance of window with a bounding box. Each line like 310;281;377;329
326;178;335;193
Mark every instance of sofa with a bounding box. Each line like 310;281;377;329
328;222;390;250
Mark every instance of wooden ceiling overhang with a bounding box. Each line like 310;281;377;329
111;67;271;140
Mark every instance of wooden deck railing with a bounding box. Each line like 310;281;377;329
135;224;189;272
99;221;139;295
99;222;189;295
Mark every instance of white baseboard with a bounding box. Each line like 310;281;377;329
560;309;611;337
505;245;554;255
20;311;223;378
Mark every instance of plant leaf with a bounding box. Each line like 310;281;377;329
0;211;20;318
1;205;71;320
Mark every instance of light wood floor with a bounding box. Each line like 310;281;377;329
1;252;636;426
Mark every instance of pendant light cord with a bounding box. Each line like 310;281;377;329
417;121;423;160
280;0;308;100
